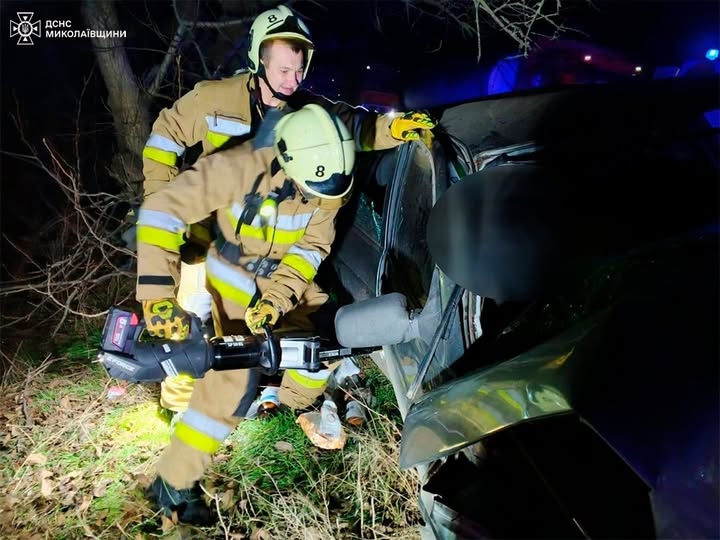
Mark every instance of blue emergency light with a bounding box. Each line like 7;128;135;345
705;48;719;61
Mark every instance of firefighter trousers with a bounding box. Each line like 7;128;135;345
156;279;334;489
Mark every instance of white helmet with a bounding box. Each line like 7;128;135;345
247;5;314;78
274;104;356;210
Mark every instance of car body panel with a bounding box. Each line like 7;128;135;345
330;73;719;539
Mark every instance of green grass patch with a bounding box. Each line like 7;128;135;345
2;349;420;539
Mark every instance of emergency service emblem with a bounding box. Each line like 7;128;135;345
10;12;41;45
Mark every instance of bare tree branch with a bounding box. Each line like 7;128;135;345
411;0;576;59
148;23;189;98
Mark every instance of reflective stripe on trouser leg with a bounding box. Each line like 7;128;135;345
156;367;260;489
279;367;335;409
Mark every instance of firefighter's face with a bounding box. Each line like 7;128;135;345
262;41;305;97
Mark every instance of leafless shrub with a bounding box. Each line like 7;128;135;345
412;0;580;60
1;133;136;336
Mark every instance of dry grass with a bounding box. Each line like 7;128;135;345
0;352;422;540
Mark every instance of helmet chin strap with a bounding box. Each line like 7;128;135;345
256;66;294;103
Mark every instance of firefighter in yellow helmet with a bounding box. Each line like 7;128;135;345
138;104;356;524
141;4;435;415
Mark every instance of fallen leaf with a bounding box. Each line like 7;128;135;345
40;476;54;498
274;441;293;453
26;453;47;465
78;495;92;513
220;489;235;510
133;473;152;488
250;528;272;540
93;480;110;498
161;513;176;532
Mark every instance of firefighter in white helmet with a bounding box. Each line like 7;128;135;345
137;104;356;524
139;4;435;415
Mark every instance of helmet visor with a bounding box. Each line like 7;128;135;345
304;172;353;198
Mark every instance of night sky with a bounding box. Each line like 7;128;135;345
1;0;718;268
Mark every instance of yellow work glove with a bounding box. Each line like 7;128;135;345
142;298;191;339
390;112;436;142
245;300;281;335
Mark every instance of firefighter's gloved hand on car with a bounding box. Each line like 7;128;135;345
245;299;281;334
390;112;436;142
142;298;192;339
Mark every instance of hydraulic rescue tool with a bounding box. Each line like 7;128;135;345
97;307;375;383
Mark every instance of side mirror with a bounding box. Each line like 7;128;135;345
335;293;420;348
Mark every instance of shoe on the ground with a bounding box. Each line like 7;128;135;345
255;386;281;420
345;399;367;427
147;476;215;526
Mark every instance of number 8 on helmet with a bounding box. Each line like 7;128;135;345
274;103;356;210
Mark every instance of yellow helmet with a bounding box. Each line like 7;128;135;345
247;5;314;78
274;104;356;210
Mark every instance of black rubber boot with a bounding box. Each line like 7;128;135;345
147;476;215;526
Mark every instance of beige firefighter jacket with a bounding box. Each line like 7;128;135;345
142;71;401;197
136;142;337;317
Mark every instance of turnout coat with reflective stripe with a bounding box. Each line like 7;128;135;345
136;143;337;316
142;71;401;197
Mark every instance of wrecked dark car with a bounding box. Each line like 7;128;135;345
330;74;719;539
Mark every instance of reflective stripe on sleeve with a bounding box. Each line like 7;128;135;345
137;226;184;252
136;209;186;252
137;209;186;233
143;134;186;166
281;245;322;281
206;253;258;307
205;115;251;136
143;146;177;167
206;131;231;149
146;134;186;155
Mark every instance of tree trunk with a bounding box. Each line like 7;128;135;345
81;0;150;198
